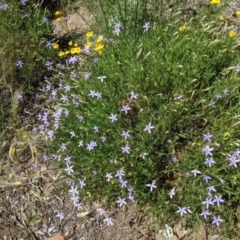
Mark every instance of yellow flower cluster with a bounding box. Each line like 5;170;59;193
85;31;104;54
210;0;220;4
52;31;105;57
54;10;62;22
57;41;81;57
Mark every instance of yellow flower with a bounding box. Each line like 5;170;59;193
56;17;62;22
68;41;73;46
97;49;103;54
65;50;70;55
178;26;187;32
94;42;104;52
236;10;240;16
31;147;37;154
86;192;92;197
74;43;78;47
58;51;65;57
228;30;236;38
52;43;59;49
70;47;81;54
96;36;103;43
86;31;93;38
84;42;91;49
226;15;232;20
54;11;61;16
219;15;224;21
224;132;230;137
210;0;220;4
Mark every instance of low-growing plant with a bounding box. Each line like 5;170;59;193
34;0;240;238
0;0;56;92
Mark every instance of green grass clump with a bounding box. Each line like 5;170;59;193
0;0;55;91
34;0;240;237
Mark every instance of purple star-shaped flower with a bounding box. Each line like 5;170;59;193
121;144;130;154
84;72;91;80
106;173;113;182
65;164;74;175
212;215;223;227
213;195;225;207
144;123;154;134
176;206;187;216
206;186;216;193
202;197;214;209
20;0;28;5
115;169;125;180
69;185;78;196
121;105;131;114
203;132;213;142
202;145;214;156
97;75;106;82
109;113;117;122
129;91;138;99
16;60;24;68
202;175;212;183
88;90;96;98
104;217;114;226
116;197;127;207
204;157;215;167
42;17;49;23
146;182;157;192
64;155;71;164
87;141;97;151
56;211;64;220
0;3;10;10
143;22;150;31
121;130;130;139
228;153;240;168
168;188;175;199
79;179;86;189
191;169;201;177
200;210;211;219
120;179;128;188
96;207;105;215
68;56;78;65
46;41;52;48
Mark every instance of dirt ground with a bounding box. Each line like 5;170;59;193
1;1;240;239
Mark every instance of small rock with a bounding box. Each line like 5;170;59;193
46;233;65;240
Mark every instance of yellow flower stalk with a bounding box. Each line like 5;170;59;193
228;30;236;38
86;31;93;38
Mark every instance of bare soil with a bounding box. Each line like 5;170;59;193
1;1;240;239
